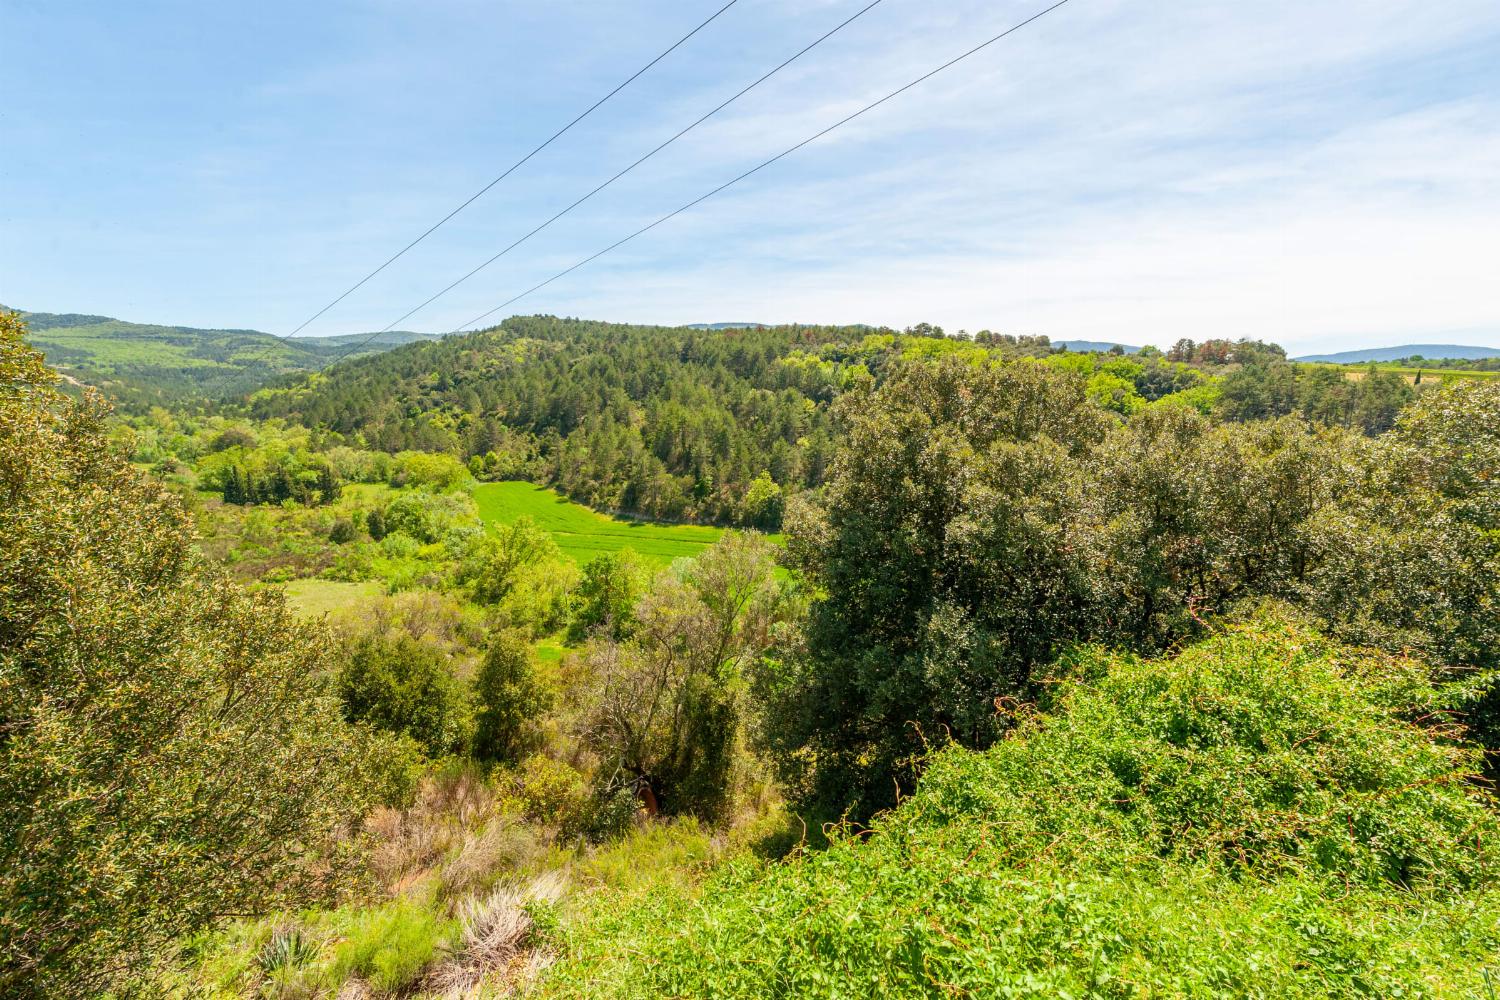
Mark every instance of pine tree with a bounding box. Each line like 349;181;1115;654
315;463;342;505
222;465;246;505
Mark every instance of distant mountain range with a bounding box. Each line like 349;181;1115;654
6;306;440;404
1055;340;1141;354
1294;344;1500;364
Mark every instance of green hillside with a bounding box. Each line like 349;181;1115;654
9;306;437;406
540;620;1500;998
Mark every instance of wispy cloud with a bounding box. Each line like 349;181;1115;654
5;0;1499;350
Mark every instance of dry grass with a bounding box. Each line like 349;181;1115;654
425;874;566;998
366;765;551;904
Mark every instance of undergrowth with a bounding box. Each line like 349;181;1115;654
536;617;1500;998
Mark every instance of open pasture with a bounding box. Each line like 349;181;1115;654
473;481;727;567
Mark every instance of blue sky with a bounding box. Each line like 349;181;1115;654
4;0;1499;353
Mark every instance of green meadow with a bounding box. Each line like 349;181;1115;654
473;481;730;568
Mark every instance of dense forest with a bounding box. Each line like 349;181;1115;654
241;316;1421;530
5;308;1499;997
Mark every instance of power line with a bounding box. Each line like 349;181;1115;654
211;0;740;397
298;0;889;380
449;0;1074;335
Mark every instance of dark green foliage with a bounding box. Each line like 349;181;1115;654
365;505;387;541
0;313;410;999
337;635;471;757
328;517;357;545
776;360;1500;819
217;460;342;507
248;317;878;528
775;359;1114;816
473;630;553;765
551;620;1500;998
1219;359;1415;433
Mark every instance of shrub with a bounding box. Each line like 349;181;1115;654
383;489;478;544
328;517;357;544
544;618;1500;998
458;516;559;606
508;756;591;831
331;898;450;993
567;551;642;643
365;505;387;541
389;450;471;491
337;635;472;757
473;630;554;765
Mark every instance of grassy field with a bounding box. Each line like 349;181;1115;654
277;579;384;618
473;481;729;568
1308;362;1500;384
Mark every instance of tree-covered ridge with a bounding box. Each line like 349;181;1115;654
247;317;1237;529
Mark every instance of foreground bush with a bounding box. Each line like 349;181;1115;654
541;618;1500;998
0;315;411;998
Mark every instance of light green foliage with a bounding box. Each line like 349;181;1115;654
389;449;472;491
1086;369;1146;414
0;314;412;998
337;635;472;757
541;620;1500;998
330;898;453;993
474;481;727;567
458;515;560;606
581;534;789;821
507;755;593;830
737;471;783;530
474;630;555;765
382;488;479;545
568;551;645;643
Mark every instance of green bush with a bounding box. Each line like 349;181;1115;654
382;488;478;545
331;898;450;993
388;450;471;491
568;551;642;643
337;635;471;757
0;315;408;999
540;618;1500;998
473;630;553;765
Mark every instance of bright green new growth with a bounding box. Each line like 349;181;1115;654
544;618;1500;998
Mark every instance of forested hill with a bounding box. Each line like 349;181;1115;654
248;317;1142;527
9;306;437;407
249;317;1432;530
250;316;887;527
